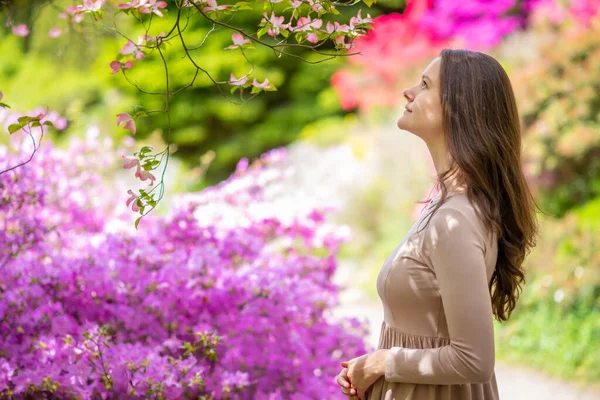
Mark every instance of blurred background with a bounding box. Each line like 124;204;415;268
1;0;599;398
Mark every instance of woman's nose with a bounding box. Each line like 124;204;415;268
403;87;413;102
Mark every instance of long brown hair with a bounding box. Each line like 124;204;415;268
417;49;546;322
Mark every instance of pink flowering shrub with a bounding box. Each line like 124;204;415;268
0;136;369;398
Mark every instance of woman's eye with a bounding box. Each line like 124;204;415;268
421;80;427;89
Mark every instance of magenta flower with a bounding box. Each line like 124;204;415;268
116;112;136;135
11;24;29;37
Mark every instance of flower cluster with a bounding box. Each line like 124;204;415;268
0;134;369;398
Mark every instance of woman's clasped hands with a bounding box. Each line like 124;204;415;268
335;349;388;400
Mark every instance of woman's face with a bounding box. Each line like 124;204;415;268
397;57;444;142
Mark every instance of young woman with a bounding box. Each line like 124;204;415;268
335;48;540;400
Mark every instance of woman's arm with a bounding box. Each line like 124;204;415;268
385;207;495;385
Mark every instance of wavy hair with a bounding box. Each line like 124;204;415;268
416;49;546;322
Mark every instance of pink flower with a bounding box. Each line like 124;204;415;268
349;9;372;29
228;73;248;86
202;0;230;12
224;33;251;50
12;24;29;37
135;169;156;185
82;0;104;12
306;33;319;43
126;189;141;212
116;113;136;135
48;27;63;38
120;40;145;60
110;60;134;74
252;78;272;89
260;12;289;37
0;92;3;102
121;155;140;170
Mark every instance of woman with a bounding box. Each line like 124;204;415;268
335;48;541;400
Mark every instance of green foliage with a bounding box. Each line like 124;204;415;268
494;197;600;385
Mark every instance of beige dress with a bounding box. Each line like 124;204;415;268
365;191;500;400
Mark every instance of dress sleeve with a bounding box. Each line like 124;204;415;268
384;207;495;385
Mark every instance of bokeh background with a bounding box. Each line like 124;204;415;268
1;0;599;398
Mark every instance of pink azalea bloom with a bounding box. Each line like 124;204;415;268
12;24;29;37
228;73;248;86
289;0;301;8
116;113;136;135
0;92;3;101
48;27;63;38
224;33;251;50
252;78;272;89
126;189;141;212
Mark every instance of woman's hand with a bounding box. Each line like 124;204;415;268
336;367;359;398
341;349;388;400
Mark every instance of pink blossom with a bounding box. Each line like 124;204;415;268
110;60;134;74
202;0;230;12
59;6;85;23
0;92;3;102
228;73;248;86
126;189;141;211
121;155;140;170
251;78;272;89
261;12;289;37
81;0;104;12
224;33;251;50
12;24;29;37
349;9;373;29
306;32;319;43
48;27;63;38
116;112;136;135
120;40;145;60
135;169;156;185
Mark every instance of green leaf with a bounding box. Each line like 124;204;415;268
234;1;253;10
18;116;32;124
31;122;41;128
363;0;374;6
257;26;269;39
0;102;10;108
8;124;22;134
43;121;55;127
135;216;142;230
281;29;289;38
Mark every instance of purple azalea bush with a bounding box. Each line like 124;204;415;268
0;133;369;399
